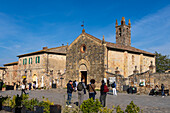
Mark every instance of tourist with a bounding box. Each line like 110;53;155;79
21;80;27;95
111;81;117;96
29;82;32;90
66;80;74;107
77;78;86;107
33;82;36;90
88;79;96;100
154;85;159;96
161;84;165;98
73;80;77;92
100;80;109;107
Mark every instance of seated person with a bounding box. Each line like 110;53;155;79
154;85;159;96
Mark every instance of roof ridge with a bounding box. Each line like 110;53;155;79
84;33;102;42
47;45;67;51
4;61;18;66
106;42;155;55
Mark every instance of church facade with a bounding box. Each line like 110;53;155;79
66;17;155;88
2;17;156;89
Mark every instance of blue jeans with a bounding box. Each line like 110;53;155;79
89;92;95;100
66;93;72;105
162;90;165;96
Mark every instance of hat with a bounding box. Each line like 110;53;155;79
69;80;72;82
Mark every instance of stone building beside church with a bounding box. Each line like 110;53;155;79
2;17;156;89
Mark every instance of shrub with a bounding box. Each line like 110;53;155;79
99;106;114;113
80;98;103;113
22;98;40;111
39;96;54;113
116;105;124;113
125;101;140;113
2;84;6;88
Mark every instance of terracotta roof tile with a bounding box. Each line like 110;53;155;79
0;67;7;69
106;42;155;56
4;61;18;66
84;32;154;56
17;46;67;57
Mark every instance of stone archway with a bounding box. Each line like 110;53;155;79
79;64;88;85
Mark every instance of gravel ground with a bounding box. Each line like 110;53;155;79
0;89;170;113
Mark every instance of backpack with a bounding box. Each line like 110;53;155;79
111;83;115;88
103;85;109;92
73;82;76;87
86;84;89;91
77;82;84;91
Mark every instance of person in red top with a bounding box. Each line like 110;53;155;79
100;80;108;107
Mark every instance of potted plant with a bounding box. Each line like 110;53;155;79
2;84;6;91
14;94;22;113
0;96;8;110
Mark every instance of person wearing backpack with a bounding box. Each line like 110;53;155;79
66;80;74;107
111;81;117;96
88;79;96;100
77;78;86;107
100;80;109;107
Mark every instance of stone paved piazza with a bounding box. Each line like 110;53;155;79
0;89;170;113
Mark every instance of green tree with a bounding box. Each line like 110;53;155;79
155;51;170;72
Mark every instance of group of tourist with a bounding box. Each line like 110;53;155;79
66;79;117;108
153;84;165;98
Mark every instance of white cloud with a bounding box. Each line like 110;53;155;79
131;5;170;55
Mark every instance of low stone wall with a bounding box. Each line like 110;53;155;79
129;72;170;94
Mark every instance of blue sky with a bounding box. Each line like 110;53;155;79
0;0;170;66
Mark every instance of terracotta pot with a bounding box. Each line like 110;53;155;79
2;87;6;91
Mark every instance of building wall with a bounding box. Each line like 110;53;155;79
18;54;46;87
108;50;155;78
108;50;125;74
0;70;3;80
66;34;105;88
4;65;18;85
48;53;66;87
18;53;66;88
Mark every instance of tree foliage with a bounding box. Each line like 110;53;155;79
155;51;170;72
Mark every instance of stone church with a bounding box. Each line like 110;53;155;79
66;17;155;88
2;17;156;89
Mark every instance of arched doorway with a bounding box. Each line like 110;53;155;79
79;64;87;85
33;74;38;88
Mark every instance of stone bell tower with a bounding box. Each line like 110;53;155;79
116;17;131;46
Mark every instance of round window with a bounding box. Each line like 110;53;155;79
80;44;86;53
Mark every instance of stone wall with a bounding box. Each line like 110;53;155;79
129;72;170;94
107;50;155;78
4;65;18;85
18;52;66;88
66;33;105;88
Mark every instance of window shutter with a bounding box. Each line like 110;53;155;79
31;58;32;64
36;57;37;64
25;58;27;65
23;59;24;65
29;58;30;64
38;56;40;63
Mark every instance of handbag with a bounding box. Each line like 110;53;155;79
90;84;97;95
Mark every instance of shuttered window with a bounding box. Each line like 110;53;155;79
29;58;30;64
31;58;32;64
36;57;37;64
23;59;24;65
38;56;40;63
25;58;27;65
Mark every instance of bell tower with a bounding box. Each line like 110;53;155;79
116;17;131;46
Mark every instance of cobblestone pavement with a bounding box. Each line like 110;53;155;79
0;89;170;113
